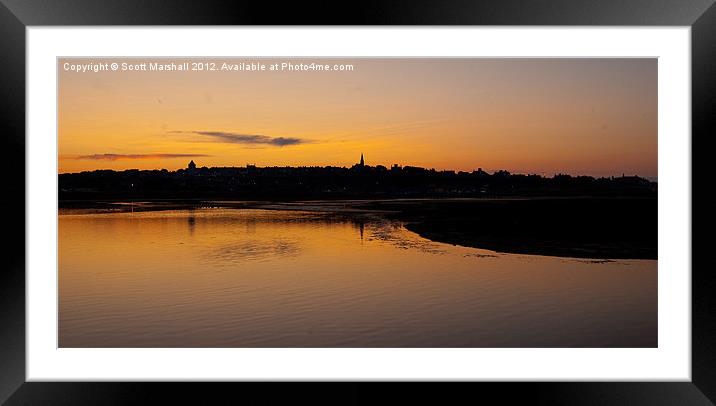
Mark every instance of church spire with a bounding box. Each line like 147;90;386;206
360;153;364;167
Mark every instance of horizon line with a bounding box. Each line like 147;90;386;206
58;163;658;181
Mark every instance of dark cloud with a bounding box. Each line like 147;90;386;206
173;130;305;146
75;153;210;161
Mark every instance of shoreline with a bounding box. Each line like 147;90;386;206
59;197;657;260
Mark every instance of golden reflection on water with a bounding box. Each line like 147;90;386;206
59;209;657;347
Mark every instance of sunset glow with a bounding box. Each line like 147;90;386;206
59;58;657;177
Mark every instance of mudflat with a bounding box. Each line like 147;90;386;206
60;197;656;260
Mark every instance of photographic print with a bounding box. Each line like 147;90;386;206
58;57;657;348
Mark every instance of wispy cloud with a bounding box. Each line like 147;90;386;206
170;130;306;146
73;153;210;161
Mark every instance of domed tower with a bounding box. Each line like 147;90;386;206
188;160;197;170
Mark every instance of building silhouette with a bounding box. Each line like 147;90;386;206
59;156;657;201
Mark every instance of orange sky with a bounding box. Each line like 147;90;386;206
58;58;657;177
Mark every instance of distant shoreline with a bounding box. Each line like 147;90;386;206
59;197;657;260
58;164;657;202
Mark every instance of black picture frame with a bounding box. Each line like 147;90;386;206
1;1;712;404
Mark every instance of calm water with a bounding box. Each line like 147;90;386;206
59;208;657;347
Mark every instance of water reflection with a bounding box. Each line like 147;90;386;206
187;213;195;236
59;209;657;348
209;239;302;264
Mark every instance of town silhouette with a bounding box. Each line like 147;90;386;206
59;154;655;200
